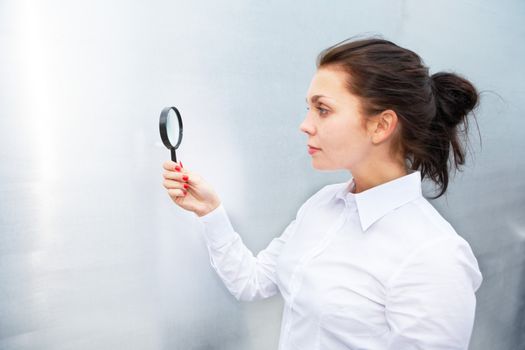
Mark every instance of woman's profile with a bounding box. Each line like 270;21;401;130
161;35;483;350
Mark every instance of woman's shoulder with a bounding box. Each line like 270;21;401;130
387;229;483;292
385;198;482;290
383;195;458;240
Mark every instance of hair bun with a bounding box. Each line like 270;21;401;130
430;72;479;128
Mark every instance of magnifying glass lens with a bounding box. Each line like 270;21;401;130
166;108;180;146
159;106;183;163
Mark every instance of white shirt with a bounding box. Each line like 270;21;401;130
197;170;483;350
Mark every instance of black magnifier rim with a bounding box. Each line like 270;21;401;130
159;106;183;149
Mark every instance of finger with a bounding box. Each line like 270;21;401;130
168;188;186;197
163;171;190;182
162;161;175;171
162;180;182;190
163;179;190;190
162;161;183;172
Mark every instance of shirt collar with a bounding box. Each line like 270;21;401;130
334;170;423;232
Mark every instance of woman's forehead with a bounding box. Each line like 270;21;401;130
306;68;357;105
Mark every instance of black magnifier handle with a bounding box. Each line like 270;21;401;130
171;149;177;163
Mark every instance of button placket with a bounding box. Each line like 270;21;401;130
282;208;351;349
345;196;357;212
288;212;350;307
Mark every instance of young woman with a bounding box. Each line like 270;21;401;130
161;36;483;350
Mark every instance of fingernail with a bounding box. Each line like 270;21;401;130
181;161;184;168
183;175;188;181
175;166;181;172
183;183;189;189
182;190;187;195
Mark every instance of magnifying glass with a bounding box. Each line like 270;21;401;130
159;106;183;162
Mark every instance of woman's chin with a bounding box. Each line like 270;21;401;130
311;160;328;170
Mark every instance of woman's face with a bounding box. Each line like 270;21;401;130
300;66;373;172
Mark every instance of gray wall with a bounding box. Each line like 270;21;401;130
1;0;524;349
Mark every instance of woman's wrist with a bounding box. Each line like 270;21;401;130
196;201;221;217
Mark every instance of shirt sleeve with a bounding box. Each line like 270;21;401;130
197;203;301;302
385;235;483;350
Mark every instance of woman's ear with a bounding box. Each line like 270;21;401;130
367;109;399;145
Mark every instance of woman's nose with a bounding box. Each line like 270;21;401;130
299;117;314;135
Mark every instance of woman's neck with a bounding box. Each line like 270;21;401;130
351;164;408;194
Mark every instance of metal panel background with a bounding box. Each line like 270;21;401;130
1;0;523;349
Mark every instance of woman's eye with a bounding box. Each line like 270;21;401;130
306;106;328;116
316;106;328;115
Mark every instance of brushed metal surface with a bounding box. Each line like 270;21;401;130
0;1;523;349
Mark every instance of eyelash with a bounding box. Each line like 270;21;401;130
306;106;329;116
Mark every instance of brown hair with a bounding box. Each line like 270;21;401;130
316;34;481;199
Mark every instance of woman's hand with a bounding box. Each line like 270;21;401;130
162;161;221;217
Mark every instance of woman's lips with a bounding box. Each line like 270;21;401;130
308;146;320;154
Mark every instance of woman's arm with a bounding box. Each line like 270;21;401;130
198;203;301;302
385;236;483;349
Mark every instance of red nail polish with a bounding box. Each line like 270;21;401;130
175;166;181;172
181;161;184;168
182;190;187;195
183;175;188;181
183;183;189;189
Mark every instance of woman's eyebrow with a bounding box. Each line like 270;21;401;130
305;95;334;104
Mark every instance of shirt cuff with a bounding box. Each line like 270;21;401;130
197;203;238;248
